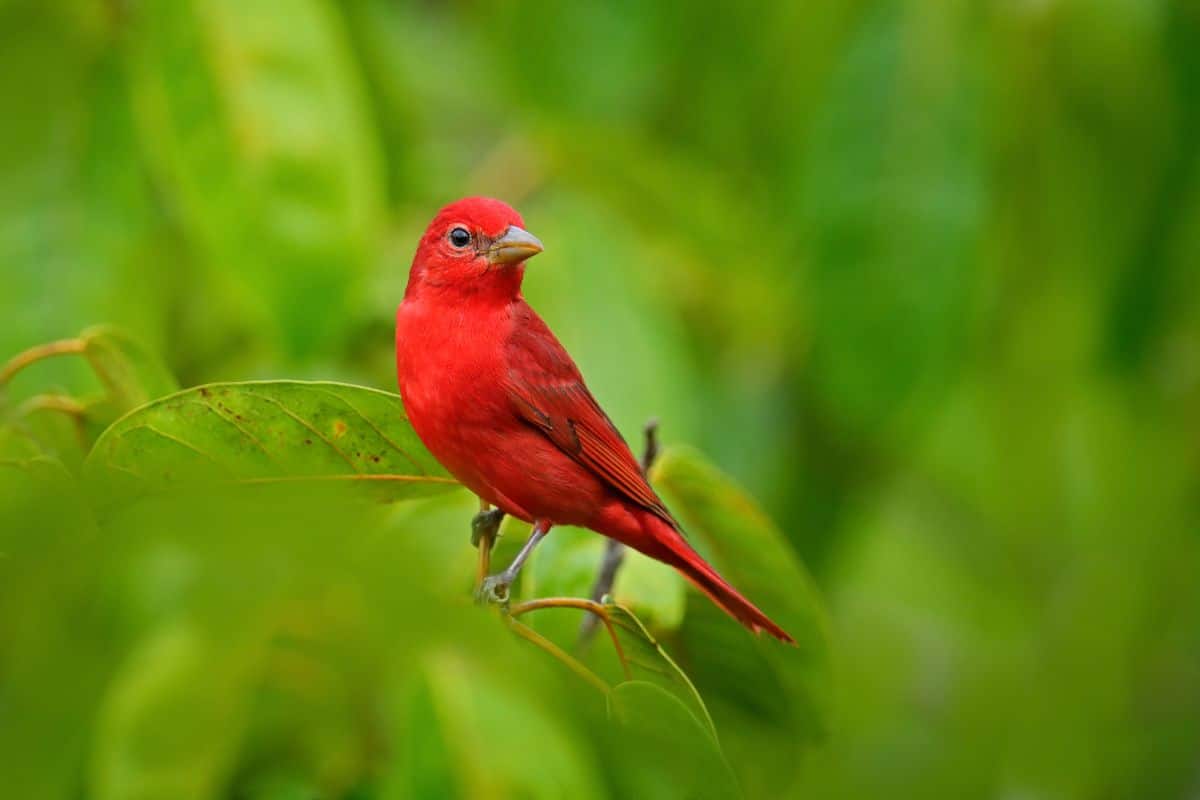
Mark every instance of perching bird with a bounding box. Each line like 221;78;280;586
396;197;792;643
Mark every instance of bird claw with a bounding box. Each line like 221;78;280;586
470;508;505;548
476;574;513;606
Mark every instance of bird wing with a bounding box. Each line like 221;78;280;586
503;305;675;526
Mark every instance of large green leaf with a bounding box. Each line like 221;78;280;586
651;446;830;794
385;653;607;800
599;602;715;736
124;0;384;359
607;681;742;800
0;8;165;372
84;381;456;506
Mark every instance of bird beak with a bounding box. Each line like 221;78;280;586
488;226;544;265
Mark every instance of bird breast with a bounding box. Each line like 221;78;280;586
397;298;516;464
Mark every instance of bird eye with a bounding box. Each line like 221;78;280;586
449;227;471;248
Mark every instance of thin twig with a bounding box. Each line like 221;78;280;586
579;419;659;644
17;394;89;449
0;339;86;389
511;596;633;681
17;394;86;418
639;418;660;475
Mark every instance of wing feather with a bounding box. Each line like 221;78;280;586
504;305;676;526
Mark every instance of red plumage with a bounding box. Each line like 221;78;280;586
396;197;793;643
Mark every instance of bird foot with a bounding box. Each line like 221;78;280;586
475;573;513;606
470;508;505;548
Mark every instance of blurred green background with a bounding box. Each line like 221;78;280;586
3;0;1200;798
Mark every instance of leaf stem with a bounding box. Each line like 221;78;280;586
0;339;86;390
16;394;89;449
17;394;86;418
511;597;633;682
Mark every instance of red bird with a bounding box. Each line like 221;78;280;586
396;197;792;643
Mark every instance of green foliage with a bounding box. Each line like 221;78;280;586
0;328;828;799
125;0;385;360
653;447;830;792
80;325;180;412
85;381;454;508
3;0;1200;798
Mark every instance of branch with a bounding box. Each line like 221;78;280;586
578;419;659;644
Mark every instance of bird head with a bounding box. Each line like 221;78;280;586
406;197;543;298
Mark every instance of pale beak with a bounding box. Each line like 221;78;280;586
488;225;544;265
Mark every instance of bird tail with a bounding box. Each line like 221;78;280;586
636;515;795;645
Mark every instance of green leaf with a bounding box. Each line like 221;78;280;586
651;446;830;787
501;585;715;743
607;681;742;800
79;326;178;415
1;327;176;464
84;381;457;507
386;653;607;800
600;602;716;738
124;0;385;359
72;326;181;453
0;11;165;373
508;594;715;740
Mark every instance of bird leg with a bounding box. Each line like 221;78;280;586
476;519;551;606
471;503;505;594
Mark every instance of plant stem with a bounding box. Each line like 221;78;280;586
513;596;633;681
0;339;86;389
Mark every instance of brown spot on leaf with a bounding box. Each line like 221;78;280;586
304;439;312;445
332;420;347;439
199;387;210;397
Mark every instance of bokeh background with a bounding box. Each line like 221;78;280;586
3;1;1200;798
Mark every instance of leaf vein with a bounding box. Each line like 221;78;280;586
125;424;232;476
238;389;359;471
311;387;428;475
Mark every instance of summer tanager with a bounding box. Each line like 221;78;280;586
396;197;792;643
